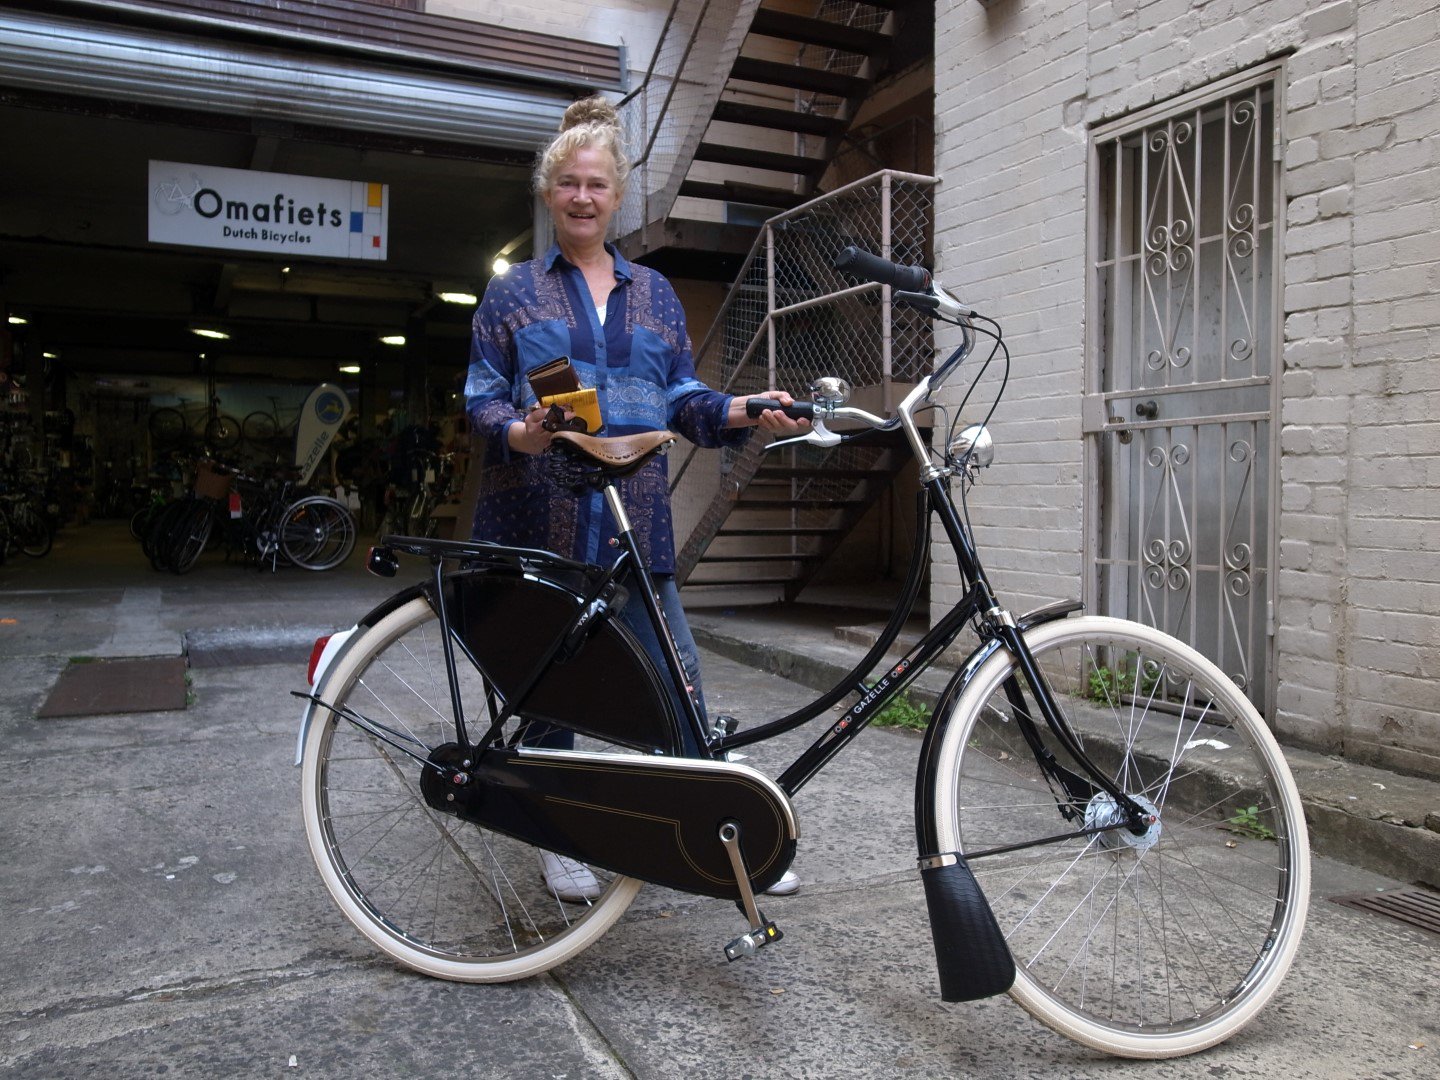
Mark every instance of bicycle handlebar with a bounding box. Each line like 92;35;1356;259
745;399;817;421
834;245;931;292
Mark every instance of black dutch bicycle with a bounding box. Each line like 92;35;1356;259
296;249;1309;1059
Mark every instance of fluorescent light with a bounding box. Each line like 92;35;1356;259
492;257;510;275
379;334;406;346
43;351;57;359
438;291;477;305
7;315;27;325
338;364;361;374
192;327;230;340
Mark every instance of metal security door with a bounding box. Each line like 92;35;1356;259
1084;68;1281;716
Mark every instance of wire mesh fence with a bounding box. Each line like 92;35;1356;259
672;170;939;583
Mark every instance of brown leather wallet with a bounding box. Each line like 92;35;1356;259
526;356;581;403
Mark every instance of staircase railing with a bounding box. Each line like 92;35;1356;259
670;169;939;579
615;0;759;247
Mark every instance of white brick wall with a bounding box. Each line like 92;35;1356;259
933;0;1440;778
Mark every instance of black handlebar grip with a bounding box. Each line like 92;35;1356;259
834;245;931;292
745;398;815;421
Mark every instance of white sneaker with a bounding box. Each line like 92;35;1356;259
539;851;601;903
764;870;800;896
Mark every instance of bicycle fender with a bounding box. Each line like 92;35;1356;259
293;583;429;765
921;856;1015;1001
907;599;1079;1000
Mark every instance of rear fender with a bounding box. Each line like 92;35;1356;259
293;583;429;765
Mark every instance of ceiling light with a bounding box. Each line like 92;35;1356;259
379;334;406;346
491;257;510;275
338;364;361;374
438;291;477;306
7;315;27;325
191;327;230;340
43;351;57;359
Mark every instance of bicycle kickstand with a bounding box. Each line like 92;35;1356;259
718;821;784;962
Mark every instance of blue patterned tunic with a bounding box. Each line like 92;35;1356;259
465;243;746;573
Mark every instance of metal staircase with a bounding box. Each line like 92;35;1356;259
668;170;939;599
617;1;905;280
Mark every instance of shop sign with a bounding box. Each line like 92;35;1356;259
148;161;388;260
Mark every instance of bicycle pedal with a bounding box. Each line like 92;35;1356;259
723;920;783;962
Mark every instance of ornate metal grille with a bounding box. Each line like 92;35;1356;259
1084;70;1280;715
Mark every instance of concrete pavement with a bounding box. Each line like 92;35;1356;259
1;521;1436;1077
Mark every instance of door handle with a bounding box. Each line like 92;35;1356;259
1134;400;1159;420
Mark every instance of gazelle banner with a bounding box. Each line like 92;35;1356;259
148;160;388;259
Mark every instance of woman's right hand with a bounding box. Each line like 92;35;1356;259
508;407;555;455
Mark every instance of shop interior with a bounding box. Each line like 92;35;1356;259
0;98;536;562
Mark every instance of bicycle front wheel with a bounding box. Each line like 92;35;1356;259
279;496;355;570
932;616;1309;1058
300;596;642;982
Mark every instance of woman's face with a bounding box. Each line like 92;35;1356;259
543;144;620;253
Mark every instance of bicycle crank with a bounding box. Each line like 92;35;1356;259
718;820;783;961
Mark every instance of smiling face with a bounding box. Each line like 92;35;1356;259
542;144;621;258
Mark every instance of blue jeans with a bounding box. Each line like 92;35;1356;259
524;575;708;756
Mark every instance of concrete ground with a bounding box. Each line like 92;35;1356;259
1;522;1436;1078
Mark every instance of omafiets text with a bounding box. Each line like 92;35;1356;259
193;189;344;245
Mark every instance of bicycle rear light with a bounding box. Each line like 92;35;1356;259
306;635;333;686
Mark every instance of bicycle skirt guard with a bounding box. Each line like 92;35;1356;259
921;855;1016;1001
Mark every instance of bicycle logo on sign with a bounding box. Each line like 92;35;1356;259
152;173;205;216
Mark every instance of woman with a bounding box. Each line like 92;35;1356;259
466;97;807;900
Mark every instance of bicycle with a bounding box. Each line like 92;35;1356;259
228;471;357;572
0;485;54;558
294;248;1309;1059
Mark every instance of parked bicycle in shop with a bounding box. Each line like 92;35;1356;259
296;248;1309;1059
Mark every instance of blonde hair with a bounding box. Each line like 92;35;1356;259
533;96;630;196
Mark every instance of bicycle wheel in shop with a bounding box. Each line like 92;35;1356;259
277;496;355;570
148;407;186;445
299;596;643;982
169;499;215;574
15;507;52;557
931;615;1309;1059
204;414;242;452
241;411;279;444
145;499;190;570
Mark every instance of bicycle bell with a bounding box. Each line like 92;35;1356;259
808;376;851;408
948;424;994;469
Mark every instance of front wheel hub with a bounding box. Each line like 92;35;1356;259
1085;792;1162;853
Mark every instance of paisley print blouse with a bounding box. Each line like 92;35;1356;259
465;243;745;573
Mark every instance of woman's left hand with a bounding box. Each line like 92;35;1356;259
729;390;812;435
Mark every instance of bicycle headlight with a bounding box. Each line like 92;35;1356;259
947;424;994;469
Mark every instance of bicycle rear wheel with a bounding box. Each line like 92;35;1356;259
300;596;642;981
278;496;355;570
931;616;1309;1058
169;498;214;574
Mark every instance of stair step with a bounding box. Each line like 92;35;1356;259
712;100;848;138
755;467;892;481
748;8;890;54
733;498;865;510
716;526;846;537
697;552;822;563
729;56;869;98
677;180;811;210
694;143;829;177
684;578;798;587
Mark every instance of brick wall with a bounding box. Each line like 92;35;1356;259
933;0;1440;778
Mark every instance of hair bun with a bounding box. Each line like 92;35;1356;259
561;96;619;132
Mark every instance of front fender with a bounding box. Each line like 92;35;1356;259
912;599;1081;860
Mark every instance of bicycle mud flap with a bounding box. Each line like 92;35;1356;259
433;746;798;900
920;854;1016;1002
